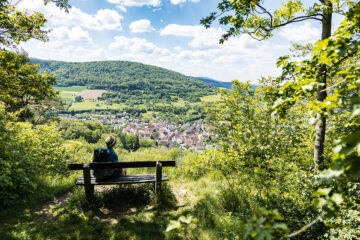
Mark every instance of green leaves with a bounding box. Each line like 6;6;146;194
200;0;332;42
0;50;58;122
244;208;289;240
0;0;71;47
0;104;73;207
165;215;194;232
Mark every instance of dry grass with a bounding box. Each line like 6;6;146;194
77;90;107;100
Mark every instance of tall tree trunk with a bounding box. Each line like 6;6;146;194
314;1;332;171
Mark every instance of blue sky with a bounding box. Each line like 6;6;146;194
19;0;327;83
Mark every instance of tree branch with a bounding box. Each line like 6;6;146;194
256;3;273;26
269;14;323;30
284;216;322;239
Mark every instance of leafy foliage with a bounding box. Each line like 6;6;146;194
0;103;76;207
0;0;70;47
196;1;360;238
0;50;59;122
177;82;323;239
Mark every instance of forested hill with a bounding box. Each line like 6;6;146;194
194;77;259;90
31;58;214;91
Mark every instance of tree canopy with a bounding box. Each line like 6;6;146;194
201;0;358;170
0;50;59;122
0;0;70;47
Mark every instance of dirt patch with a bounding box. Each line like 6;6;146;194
34;192;73;222
77;90;106;100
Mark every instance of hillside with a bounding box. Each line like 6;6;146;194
31;58;220;122
31;59;215;103
194;77;233;89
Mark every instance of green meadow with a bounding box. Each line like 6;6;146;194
54;86;87;92
200;94;221;103
69;101;126;111
54;86;87;103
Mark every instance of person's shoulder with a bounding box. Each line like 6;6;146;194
107;148;117;155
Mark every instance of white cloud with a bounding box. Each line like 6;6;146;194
50;26;92;43
108;0;161;11
22;40;106;62
161;24;223;49
109;36;170;55
105;31;284;83
23;29;284;83
95;9;123;31
18;0;123;31
170;0;200;5
279;22;320;42
152;8;162;12
22;18;286;83
129;19;155;33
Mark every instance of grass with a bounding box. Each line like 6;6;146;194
0;148;217;239
54;86;87;92
200;94;221;103
69;101;125;111
55;86;87;103
60;92;75;102
0;171;218;240
64;93;216;112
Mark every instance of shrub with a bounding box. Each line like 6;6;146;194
0;104;75;206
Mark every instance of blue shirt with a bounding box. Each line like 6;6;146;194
106;147;118;163
104;147;118;176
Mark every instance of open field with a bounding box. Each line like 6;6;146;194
200;94;221;103
77;90;107;100
69;101;125;111
55;86;87;102
60;92;75;102
54;86;87;92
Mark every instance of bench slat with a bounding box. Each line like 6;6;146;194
69;161;176;170
76;174;169;185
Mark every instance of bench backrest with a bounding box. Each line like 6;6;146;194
68;160;176;170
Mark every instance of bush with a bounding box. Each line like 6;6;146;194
0;104;76;207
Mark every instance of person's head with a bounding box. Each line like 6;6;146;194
105;136;117;148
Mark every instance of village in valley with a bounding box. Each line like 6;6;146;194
60;112;215;152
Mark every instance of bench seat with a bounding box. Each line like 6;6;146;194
69;161;175;200
76;174;169;185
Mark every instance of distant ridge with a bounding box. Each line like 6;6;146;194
194;77;259;90
194;77;233;89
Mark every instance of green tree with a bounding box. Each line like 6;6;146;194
202;2;360;238
119;134;141;152
280;3;360;225
201;0;358;170
0;0;71;122
75;95;84;102
119;133;130;152
134;134;140;151
139;138;155;148
0;0;70;47
0;50;58;122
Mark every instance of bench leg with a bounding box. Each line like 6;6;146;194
83;164;94;201
155;161;162;194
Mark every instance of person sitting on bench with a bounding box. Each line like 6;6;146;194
94;136;126;180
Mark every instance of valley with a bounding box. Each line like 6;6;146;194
40;59;226;122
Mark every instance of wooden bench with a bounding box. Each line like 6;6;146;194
68;161;176;200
